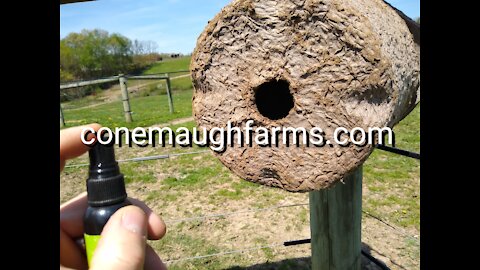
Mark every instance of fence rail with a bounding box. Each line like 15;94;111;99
127;75;169;80
60;76;119;90
60;72;180;127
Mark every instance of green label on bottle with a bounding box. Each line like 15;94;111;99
84;233;101;267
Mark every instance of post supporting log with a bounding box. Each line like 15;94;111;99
309;166;363;270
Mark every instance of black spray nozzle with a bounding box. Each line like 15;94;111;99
87;143;127;206
88;143;120;179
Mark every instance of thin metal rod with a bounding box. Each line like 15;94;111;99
144;70;190;76
127;75;169;80
375;144;420;159
283;238;311;246
64;150;210;168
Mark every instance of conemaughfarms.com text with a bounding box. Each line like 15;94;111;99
81;120;393;152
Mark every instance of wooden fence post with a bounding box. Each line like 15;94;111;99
309;166;362;270
60;103;65;127
119;74;133;123
165;73;174;114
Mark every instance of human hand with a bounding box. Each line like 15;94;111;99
60;124;167;270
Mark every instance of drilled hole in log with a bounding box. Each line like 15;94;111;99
254;79;294;120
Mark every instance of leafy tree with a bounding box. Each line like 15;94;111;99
60;29;160;82
60;68;75;82
60;29;132;80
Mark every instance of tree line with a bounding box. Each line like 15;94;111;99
60;29;164;82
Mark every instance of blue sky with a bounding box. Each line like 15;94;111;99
60;0;420;54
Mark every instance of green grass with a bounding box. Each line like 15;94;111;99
62;89;193;129
214;188;244;200
143;56;191;74
171;76;194;91
150;233;224;270
61;56;194;127
127;76;192;95
121;163;157;184
162;158;225;190
61;89;103;109
363;104;420;230
390;105;420;152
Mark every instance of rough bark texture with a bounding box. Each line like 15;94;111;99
191;0;420;192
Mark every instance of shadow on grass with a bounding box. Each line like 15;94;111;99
225;257;311;270
223;243;391;270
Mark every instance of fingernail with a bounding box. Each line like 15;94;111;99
121;207;147;236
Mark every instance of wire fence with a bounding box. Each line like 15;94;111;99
164;202;309;224
63;144;419;269
157;199;418;268
65;145;419;168
159;207;416;270
60;71;193;127
64;150;209;168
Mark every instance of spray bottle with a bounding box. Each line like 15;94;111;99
83;142;131;266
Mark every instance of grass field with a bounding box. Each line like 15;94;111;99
61;57;193;129
61;57;419;269
143;56;191;75
62;89;193;129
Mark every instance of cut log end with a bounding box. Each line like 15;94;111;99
191;0;420;192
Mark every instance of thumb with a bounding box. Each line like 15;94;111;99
90;206;148;270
